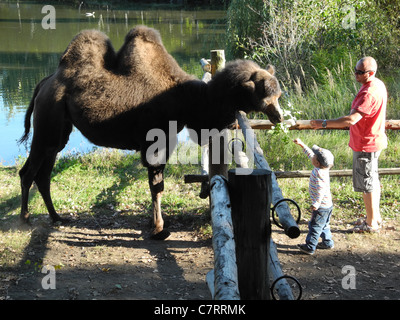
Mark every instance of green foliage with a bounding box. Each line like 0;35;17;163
227;0;400;91
226;0;267;60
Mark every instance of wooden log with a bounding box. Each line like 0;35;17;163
208;50;228;180
206;269;215;298
199;145;210;199
269;238;295;300
199;58;212;198
234;119;400;130
231;137;249;169
184;174;208;183
228;168;272;300
185;167;400;183
208;131;229;180
209;175;240;300
274;167;400;178
200;58;211;73
236;111;300;239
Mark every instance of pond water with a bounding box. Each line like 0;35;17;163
0;2;226;165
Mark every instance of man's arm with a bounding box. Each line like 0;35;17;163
310;109;363;129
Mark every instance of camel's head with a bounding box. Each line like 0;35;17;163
211;60;284;125
242;64;284;124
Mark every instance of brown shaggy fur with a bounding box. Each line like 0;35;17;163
19;26;283;240
58;27;194;123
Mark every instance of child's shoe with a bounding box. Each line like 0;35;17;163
317;242;334;250
297;244;314;255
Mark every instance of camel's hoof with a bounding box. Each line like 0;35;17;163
150;229;171;240
19;217;32;229
19;216;31;225
52;216;70;225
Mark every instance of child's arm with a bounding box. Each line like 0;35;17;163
293;138;314;160
293;138;305;147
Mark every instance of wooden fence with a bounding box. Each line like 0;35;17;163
234;119;400;131
192;51;302;300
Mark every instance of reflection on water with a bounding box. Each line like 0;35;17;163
0;2;226;165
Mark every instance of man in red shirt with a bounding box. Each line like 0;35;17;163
311;57;387;232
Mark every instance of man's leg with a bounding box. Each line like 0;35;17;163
353;150;382;229
363;188;381;228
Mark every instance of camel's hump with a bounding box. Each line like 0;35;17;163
124;25;163;46
59;29;114;69
59;26;164;71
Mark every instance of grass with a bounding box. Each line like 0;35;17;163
1;148;209;220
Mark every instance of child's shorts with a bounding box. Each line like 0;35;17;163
352;151;381;193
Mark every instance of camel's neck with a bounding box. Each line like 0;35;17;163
179;80;236;134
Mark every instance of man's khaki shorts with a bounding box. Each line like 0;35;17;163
352;151;381;193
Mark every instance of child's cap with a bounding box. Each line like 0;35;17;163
312;145;334;168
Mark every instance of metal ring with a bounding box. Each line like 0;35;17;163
227;137;245;155
271;198;301;229
270;275;302;300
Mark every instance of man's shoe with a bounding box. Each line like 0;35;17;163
351;221;380;233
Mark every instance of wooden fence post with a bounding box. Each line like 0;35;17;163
210;50;225;76
228;168;272;300
208;50;228;180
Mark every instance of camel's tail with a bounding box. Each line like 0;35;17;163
18;75;52;145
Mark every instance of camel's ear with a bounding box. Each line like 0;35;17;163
266;65;275;75
243;80;256;92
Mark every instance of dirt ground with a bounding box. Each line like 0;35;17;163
1;209;399;301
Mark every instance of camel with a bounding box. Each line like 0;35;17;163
18;25;283;240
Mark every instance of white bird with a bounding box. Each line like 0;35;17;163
85;12;95;17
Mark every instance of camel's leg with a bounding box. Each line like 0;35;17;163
19;100;72;224
34;152;64;223
34;121;72;223
147;165;170;240
19;147;58;224
19;157;42;223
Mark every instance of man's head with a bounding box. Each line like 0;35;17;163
354;56;377;84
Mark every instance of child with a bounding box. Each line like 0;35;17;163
293;138;335;255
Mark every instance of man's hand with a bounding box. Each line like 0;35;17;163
310;119;322;129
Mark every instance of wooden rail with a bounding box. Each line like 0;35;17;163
232;119;400;130
186;167;400;182
275;167;400;178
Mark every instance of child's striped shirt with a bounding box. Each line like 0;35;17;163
303;145;333;209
